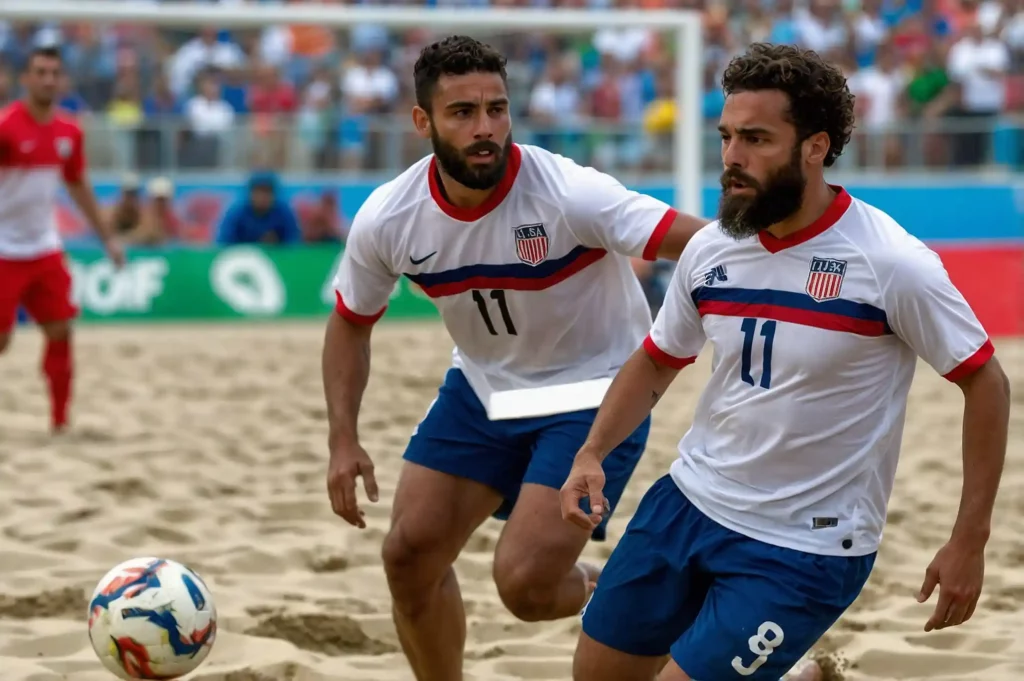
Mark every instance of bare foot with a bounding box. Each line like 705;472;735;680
789;661;823;681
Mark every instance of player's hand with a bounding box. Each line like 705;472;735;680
104;238;126;269
326;442;379;529
917;537;986;632
560;449;607;531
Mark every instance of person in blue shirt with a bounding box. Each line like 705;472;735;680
216;171;302;245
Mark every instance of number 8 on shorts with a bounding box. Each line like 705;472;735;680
731;621;784;676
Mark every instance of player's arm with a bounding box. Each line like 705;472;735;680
561;256;706;530
62;129;124;264
323;207;397;528
65;179;114;243
883;245;1010;631
948;357;1010;548
563;162;710;262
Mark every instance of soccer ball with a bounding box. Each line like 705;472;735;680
87;557;217;679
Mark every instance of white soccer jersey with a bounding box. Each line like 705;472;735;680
0;102;85;259
645;187;993;557
333;143;677;412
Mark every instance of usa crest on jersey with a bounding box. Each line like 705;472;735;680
514;223;549;266
806;257;847;302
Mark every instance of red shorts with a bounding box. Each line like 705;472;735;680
0;252;78;333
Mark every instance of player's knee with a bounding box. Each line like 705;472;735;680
41;321;71;342
0;333;10;354
492;553;560;622
381;521;451;598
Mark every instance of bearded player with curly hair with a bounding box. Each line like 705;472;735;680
560;42;1010;681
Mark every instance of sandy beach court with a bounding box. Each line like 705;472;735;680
0;322;1020;680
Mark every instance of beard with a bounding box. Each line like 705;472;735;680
717;146;806;240
430;129;512;191
29;91;55;108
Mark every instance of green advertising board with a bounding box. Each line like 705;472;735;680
65;246;440;322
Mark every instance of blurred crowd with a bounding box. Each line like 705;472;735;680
2;0;1024;173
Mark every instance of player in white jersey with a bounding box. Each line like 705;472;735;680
560;43;1011;681
322;36;709;681
0;46;124;432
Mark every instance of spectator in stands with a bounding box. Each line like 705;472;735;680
216;170;301;246
62;23;117;112
528;53;584;159
947;20;1010;165
133;176;180;246
56;72;88;114
339;43;399;168
1;23;39;73
905;40;955;165
108;73;144;168
107;173;144;238
247;61;297;168
2;0;1021;175
297;189;345;244
168;27;245;98
183;68;235;168
641;65;675;170
846;41;906;167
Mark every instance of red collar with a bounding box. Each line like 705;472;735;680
758;185;852;254
428;143;522;222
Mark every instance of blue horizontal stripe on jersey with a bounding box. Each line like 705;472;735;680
691;286;890;322
405;245;601;288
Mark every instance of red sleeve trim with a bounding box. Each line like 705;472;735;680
641;207;678;262
642;334;696;370
943;339;995;382
335;290;387;326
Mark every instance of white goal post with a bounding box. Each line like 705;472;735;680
0;0;704;217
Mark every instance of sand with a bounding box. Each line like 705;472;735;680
0;322;1020;681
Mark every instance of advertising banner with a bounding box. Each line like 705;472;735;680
65;246;439;322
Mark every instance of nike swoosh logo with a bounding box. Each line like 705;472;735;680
410;251;437;265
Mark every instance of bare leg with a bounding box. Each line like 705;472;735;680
381;462;502;681
656;656;824;680
573;631;669;681
492;483;598;622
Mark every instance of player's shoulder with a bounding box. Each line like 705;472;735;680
682;220;742;262
0;101;24;131
350;154;433;235
515;143;618;194
52;111;84;136
840;192;944;277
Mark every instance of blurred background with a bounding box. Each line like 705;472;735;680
4;0;1022;333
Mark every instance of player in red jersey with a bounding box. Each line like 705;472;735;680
0;45;124;432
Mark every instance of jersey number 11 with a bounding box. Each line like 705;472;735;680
472;289;517;336
740;318;776;389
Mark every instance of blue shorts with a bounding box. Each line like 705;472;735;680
582;475;876;678
403;368;650;541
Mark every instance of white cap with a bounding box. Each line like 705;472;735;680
147;177;174;198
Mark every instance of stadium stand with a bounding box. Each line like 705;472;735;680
2;0;1023;176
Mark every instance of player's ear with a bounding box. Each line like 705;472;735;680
411;106;432;140
803;131;831;167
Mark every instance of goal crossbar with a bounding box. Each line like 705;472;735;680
0;0;704;216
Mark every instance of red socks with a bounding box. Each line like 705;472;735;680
42;338;72;431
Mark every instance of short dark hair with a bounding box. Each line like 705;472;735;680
25;45;62;71
721;43;855;168
413;35;507;113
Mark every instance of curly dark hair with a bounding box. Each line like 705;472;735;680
721;43;855;168
413;35;508;113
